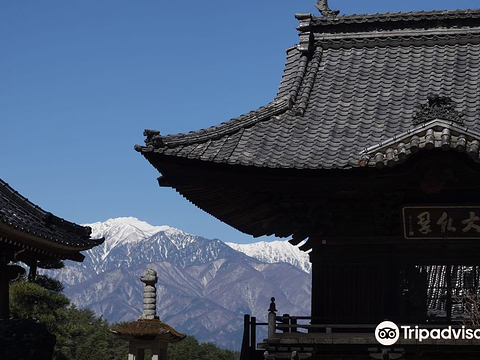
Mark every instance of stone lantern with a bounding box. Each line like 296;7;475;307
111;269;185;360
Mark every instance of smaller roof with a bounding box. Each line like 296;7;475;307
359;119;480;168
112;319;186;343
0;178;104;262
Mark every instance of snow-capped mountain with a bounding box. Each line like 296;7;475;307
226;240;311;273
87;217;197;265
53;217;203;285
43;217;311;349
88;217;171;248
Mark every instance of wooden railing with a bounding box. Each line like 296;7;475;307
265;298;378;337
273;315;378;335
239;314;268;360
240;297;480;360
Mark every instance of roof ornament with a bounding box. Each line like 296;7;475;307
143;129;163;147
315;0;340;18
412;94;464;126
268;297;277;313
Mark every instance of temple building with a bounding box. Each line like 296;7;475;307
137;1;480;359
0;177;104;320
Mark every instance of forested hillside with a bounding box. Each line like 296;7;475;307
9;277;238;360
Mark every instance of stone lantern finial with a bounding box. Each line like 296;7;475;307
140;268;158;320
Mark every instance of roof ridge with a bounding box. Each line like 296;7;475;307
137;97;292;150
295;8;480;40
274;46;310;103
286;53;309;103
138;44;319;153
293;47;322;116
310;8;480;24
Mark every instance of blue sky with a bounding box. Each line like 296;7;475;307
1;0;479;244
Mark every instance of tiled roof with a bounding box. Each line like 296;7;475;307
137;8;480;171
112;319;185;342
0;178;104;261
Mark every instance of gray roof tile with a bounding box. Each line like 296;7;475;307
0;178;104;259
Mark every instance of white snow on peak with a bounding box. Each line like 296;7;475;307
81;217;311;273
85;217;169;240
83;217;187;259
226;240;311;273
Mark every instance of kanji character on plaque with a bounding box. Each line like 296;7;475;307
436;212;457;233
417;211;432;235
462;212;480;233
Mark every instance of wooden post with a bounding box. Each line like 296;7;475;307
291;317;298;333
128;343;136;360
250;316;256;352
283;314;290;333
240;314;250;360
152;342;167;360
0;254;8;320
28;261;37;282
268;297;277;339
152;343;159;360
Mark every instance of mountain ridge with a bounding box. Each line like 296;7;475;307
44;217;311;349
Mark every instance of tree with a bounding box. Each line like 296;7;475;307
9;279;128;360
168;336;239;360
9;280;69;333
10;278;238;360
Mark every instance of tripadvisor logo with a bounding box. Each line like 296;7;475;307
375;321;480;345
375;321;399;346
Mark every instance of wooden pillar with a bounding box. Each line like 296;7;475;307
152;343;159;360
281;314;289;333
128;343;136;360
152;342;167;360
250;316;256;351
310;257;319;326
128;340;168;360
268;297;277;339
240;314;250;358
28;261;37;282
0;253;9;320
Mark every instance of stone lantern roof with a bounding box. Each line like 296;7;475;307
112;319;185;343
